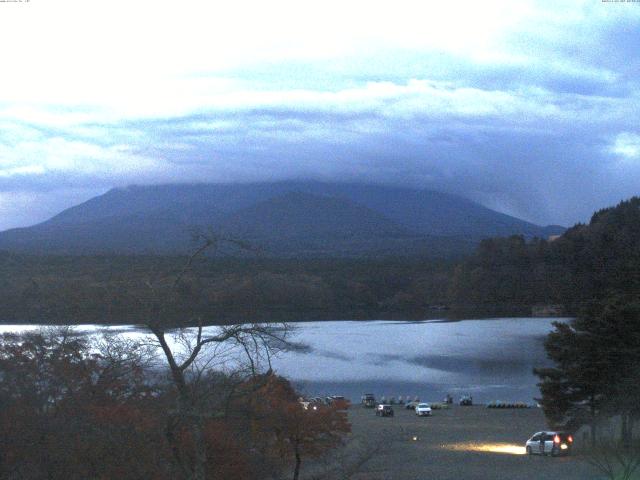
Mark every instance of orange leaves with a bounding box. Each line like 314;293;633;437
248;374;352;459
0;333;350;479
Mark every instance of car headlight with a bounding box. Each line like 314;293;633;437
560;444;568;450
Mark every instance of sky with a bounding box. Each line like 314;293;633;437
0;0;639;230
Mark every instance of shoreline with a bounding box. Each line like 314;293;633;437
0;314;571;328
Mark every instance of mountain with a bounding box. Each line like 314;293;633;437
0;181;564;257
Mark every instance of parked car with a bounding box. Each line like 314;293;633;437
405;400;420;410
459;395;473;406
361;393;376;408
305;397;328;410
375;404;394;417
326;395;349;409
415;403;432;416
525;431;573;456
326;395;345;404
300;400;322;411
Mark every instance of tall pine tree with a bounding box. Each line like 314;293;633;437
535;295;640;445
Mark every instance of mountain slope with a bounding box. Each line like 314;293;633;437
289;182;564;238
220;191;413;239
0;181;564;257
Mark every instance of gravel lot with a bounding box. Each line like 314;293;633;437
342;404;601;480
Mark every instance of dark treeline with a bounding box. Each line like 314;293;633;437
0;254;453;324
449;197;640;315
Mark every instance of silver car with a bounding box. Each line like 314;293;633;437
415;403;432;416
525;431;573;456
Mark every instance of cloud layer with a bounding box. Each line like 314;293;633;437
0;0;639;230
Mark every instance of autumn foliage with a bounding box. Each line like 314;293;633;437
0;329;169;479
0;329;350;480
246;375;351;480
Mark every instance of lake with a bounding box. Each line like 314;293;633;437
0;317;565;404
273;317;565;404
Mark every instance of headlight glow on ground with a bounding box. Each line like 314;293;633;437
442;442;527;455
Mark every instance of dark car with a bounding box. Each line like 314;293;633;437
375;404;394;417
459;395;473;406
361;393;376;408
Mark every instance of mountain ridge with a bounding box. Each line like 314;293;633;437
0;181;565;257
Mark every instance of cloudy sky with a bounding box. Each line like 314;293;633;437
0;0;639;230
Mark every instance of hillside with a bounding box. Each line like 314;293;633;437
0;181;564;257
449;196;640;313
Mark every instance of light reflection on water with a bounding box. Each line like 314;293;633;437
272;317;567;403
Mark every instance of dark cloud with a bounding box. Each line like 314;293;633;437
115;87;634;226
1;5;639;230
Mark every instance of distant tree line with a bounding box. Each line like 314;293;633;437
0;254;453;325
449;197;640;315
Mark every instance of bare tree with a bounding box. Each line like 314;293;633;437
141;234;293;480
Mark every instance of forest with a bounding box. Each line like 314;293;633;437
2;198;640;325
0;253;453;325
449;197;640;314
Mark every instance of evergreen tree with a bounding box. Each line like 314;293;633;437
535;296;640;444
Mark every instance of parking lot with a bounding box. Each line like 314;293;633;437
344;404;600;480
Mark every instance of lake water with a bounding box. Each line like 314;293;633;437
0;317;566;404
273;318;565;404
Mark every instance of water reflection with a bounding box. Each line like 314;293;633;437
272;318;566;403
